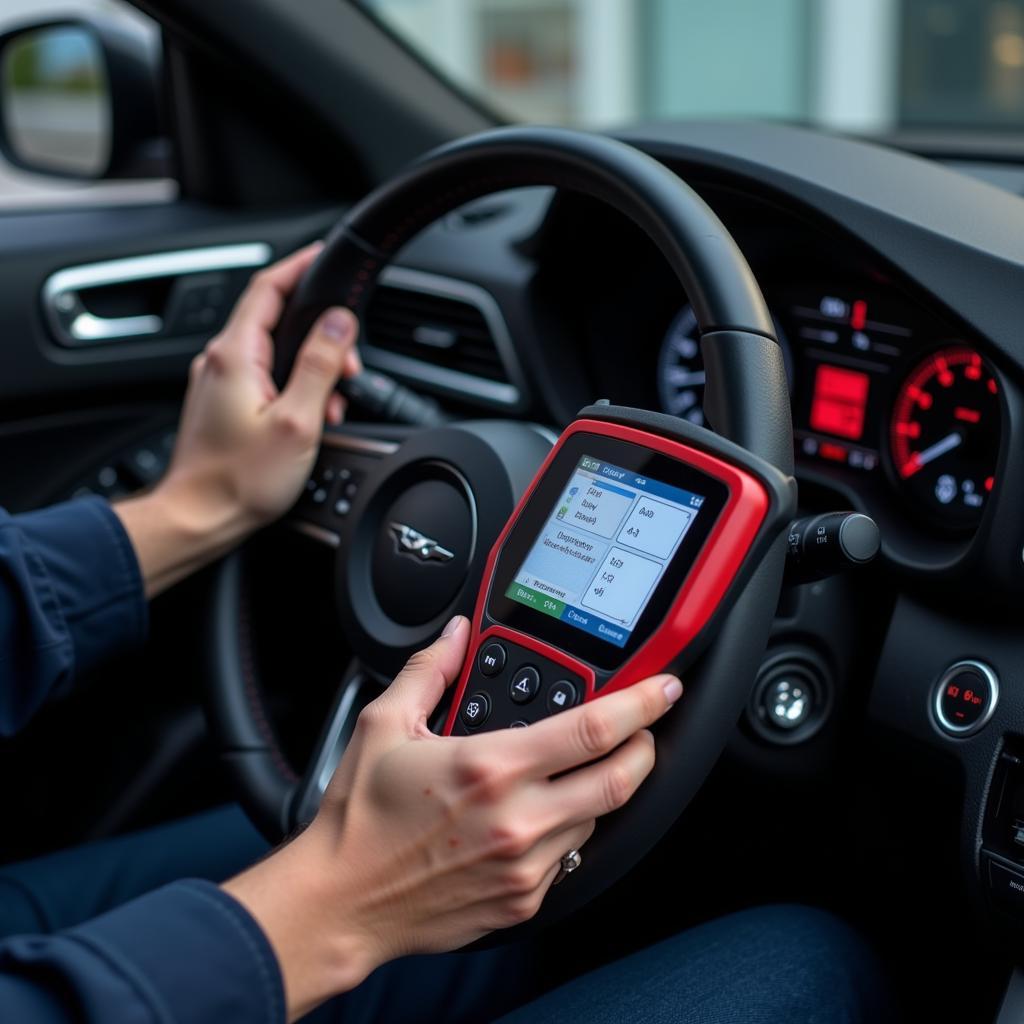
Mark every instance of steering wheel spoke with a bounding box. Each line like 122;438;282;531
285;426;403;548
290;660;377;830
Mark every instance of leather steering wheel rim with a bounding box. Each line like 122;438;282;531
204;126;794;930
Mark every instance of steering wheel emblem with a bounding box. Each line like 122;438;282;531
389;522;455;563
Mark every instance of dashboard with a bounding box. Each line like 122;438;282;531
505;177;1018;577
655;285;1000;533
364;120;1024;620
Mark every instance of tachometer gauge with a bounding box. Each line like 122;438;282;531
657;305;706;423
657;304;791;426
889;344;1000;528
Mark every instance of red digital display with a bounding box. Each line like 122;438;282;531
809;364;870;441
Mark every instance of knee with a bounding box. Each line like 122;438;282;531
696;904;891;1023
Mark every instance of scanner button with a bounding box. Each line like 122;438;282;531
547;680;579;715
461;692;491;729
509;666;541;704
478;642;506;678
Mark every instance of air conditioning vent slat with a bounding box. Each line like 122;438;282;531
364;277;514;386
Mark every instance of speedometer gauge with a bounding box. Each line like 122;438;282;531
889;344;1000;528
657;304;791;425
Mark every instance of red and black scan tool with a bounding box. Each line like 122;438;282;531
443;404;796;735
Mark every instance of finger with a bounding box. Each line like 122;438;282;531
344;344;363;379
326;392;345;426
455;819;595;934
273;307;359;434
383;615;471;728
478;673;681;780
227;241;324;339
538;730;655;831
542;819;596;886
511;819;595;911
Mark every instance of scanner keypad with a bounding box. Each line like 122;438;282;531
453;640;585;734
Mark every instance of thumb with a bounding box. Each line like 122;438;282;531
385;616;470;727
275;307;359;427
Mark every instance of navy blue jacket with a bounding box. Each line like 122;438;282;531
0;498;284;1022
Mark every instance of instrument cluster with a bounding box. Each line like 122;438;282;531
657;285;1002;532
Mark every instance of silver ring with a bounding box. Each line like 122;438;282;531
560;849;582;874
553;848;582;885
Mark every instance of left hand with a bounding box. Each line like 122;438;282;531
116;242;361;595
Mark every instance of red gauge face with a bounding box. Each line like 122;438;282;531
889;345;1000;528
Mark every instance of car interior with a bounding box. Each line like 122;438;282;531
3;1;1024;1020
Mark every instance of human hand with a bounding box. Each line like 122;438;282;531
223;616;681;1020
116;242;361;594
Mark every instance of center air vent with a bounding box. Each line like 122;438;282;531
361;267;523;408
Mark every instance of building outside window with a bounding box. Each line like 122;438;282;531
366;0;1024;135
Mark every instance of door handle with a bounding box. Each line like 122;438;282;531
51;290;163;342
42;243;272;347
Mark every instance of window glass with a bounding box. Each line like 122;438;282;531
0;0;174;208
363;0;1024;136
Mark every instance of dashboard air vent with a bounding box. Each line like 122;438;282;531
361;267;523;408
367;283;504;381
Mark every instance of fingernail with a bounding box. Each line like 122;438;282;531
441;615;465;639
322;308;354;341
662;676;683;705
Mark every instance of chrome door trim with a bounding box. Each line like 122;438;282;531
42;243;273;347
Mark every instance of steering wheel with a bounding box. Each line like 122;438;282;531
204;126;794;930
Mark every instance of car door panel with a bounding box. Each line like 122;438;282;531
0;202;340;418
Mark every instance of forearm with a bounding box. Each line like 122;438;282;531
0;499;147;734
114;477;259;599
0;880;286;1024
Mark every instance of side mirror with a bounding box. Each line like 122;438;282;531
0;18;169;180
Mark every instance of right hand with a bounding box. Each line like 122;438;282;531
224;615;681;1021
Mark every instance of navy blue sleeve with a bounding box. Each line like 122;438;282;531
0;880;285;1023
0;496;147;736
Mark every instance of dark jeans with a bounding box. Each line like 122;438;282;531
0;806;892;1023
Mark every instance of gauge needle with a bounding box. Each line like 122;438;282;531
902;431;962;478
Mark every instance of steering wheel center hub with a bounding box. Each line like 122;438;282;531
333;422;553;678
372;471;475;626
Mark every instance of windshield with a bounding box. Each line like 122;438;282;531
361;0;1024;135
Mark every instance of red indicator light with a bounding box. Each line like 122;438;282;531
985;476;995;492
818;442;848;462
954;406;981;424
810;364;870;441
989;378;998;395
850;300;868;331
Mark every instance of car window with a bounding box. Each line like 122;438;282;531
0;0;174;209
361;0;1024;136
